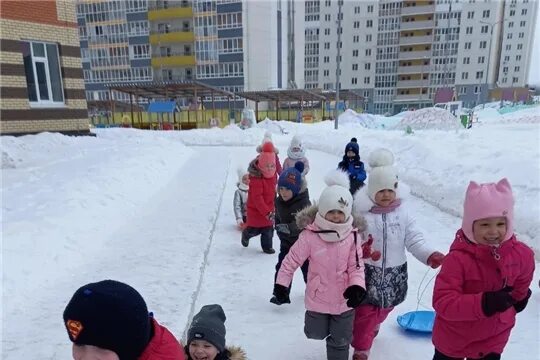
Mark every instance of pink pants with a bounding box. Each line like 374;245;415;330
351;304;394;351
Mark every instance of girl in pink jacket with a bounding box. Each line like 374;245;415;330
273;170;367;360
432;178;534;360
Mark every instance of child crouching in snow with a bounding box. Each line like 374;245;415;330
431;179;534;360
63;279;186;360
233;168;249;229
351;148;445;360
185;304;246;360
273;170;367;360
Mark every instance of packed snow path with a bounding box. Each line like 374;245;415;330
2;140;538;359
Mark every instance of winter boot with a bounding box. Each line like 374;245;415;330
263;248;276;254
352;350;369;360
241;233;249;247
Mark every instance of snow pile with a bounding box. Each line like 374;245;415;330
499;106;540;124
394;107;462;130
337;109;380;128
2;150;16;168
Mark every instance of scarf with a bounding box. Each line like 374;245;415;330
369;199;402;214
313;212;353;242
237;182;248;191
287;147;305;160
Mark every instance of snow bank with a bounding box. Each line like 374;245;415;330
394;107;462;130
337;109;381;128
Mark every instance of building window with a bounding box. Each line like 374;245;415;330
507;33;513;39
516;55;521;61
367;5;374;12
481;25;488;33
366;34;372;42
461;72;468;80
510;10;515;16
506;44;512;50
354;6;360;14
459;87;467;95
366;20;373;28
323;69;329;76
325;28;330;35
353;35;359;43
514;66;520;72
518;32;524;38
353;49;359;57
521;9;527;15
482;10;490;18
479;41;487;49
520;20;526;27
364;77;370;84
324;56;330;63
354;21;360;28
466;26;473;34
352;77;358;85
467;11;474;19
517;43;523;50
324;42;330;49
465;42;471;50
220;38;243;54
131;44;150;59
365;63;371;70
352;64;358;70
21;41;64;105
513;77;518;83
365;49;371;56
325;14;331;21
478;56;485;64
476;71;483;79
463;57;470;64
474;86;480;94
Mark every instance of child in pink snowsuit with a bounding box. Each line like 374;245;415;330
351;149;445;360
273;170;367;360
431;178;534;360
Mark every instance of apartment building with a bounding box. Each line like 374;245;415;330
76;0;292;108
0;0;89;135
300;0;538;114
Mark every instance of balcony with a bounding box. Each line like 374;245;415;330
399;35;432;45
149;6;193;21
398;50;431;60
151;55;196;67
398;65;429;74
396;79;430;88
400;20;435;30
150;31;194;44
394;94;431;102
401;4;435;16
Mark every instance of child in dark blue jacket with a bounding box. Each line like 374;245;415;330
337;138;366;195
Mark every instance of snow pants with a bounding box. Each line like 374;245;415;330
351;304;394;351
304;310;354;360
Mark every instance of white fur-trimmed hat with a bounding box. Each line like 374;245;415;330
318;170;353;219
367;148;398;201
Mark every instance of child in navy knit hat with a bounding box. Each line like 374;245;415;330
63;279;185;360
270;161;312;305
337;138;366;195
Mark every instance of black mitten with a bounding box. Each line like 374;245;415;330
481;286;514;317
272;284;291;305
343;285;366;308
513;289;532;313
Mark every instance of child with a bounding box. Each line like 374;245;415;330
431;179;534;360
233;168;249;230
282;135;310;175
63;279;186;360
351;148;445;360
337;138;366;195
270;161;312;305
273;170;367;360
256;131;282;177
241;141;277;254
185;304;246;360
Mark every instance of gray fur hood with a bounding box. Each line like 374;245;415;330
295;203;367;232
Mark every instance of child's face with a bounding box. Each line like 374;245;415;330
472;216;507;245
72;345;119;360
189;339;219;360
346;150;356;158
374;189;396;207
241;174;250;185
325;210;346;223
279;186;293;201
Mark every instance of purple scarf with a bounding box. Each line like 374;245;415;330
370;199;402;214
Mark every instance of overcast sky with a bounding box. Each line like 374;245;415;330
528;14;540;86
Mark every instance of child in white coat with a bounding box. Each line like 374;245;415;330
233;168;249;229
282;135;310;175
350;148;445;360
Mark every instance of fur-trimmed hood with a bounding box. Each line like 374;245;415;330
295;203;367;232
247;158;262;178
185;345;247;360
352;182;411;215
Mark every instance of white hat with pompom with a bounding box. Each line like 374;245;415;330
367;148;398;201
318;170;353;219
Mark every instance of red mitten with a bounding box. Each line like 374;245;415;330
362;235;382;261
427;251;445;269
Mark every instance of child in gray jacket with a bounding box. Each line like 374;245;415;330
234;168;249;229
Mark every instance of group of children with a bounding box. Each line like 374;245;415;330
234;133;534;360
61;133;534;360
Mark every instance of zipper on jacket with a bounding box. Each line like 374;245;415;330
491;246;501;261
379;213;388;307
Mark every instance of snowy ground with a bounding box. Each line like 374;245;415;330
1;109;539;359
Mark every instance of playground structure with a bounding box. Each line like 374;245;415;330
91;81;366;129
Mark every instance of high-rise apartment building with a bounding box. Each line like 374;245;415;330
76;0;293;107
300;0;538;114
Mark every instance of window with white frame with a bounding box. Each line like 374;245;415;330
461;72;468;80
220;38;243;54
129;21;149;36
364;77;370;84
22;41;64;105
459;87;467;95
130;44;150;59
217;12;242;29
126;0;147;13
